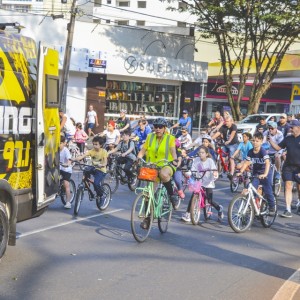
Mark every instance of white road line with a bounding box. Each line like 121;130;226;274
17;209;124;239
272;268;300;300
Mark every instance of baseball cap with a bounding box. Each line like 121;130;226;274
290;120;300;127
182;110;188;114
267;121;277;128
181;126;188;131
280;113;287;118
108;120;115;127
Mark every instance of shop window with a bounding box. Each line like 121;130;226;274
137;20;145;26
138;1;146;8
117;1;130;7
117;20;129;26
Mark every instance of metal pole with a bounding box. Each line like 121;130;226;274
60;0;77;112
198;82;205;133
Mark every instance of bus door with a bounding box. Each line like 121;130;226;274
36;44;60;208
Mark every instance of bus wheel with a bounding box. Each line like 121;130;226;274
0;202;9;259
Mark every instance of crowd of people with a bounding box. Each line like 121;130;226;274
59;106;300;223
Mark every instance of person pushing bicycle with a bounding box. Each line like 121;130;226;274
136;117;179;209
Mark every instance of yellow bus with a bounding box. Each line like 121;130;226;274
0;29;61;259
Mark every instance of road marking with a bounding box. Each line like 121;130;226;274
272;268;300;300
17;209;124;239
215;187;230;191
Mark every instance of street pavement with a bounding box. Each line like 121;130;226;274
0;171;300;300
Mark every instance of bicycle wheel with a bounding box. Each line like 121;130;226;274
228;195;254;233
131;193;153;242
158;188;172;233
260;198;278;228
104;170;119;194
190;193;201;225
230;177;240;193
96;183;111;211
60;179;76;205
0;202;9;259
74;186;84;216
203;203;212;221
273;179;282;197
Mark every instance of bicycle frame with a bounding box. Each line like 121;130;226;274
215;145;229;173
242;183;265;216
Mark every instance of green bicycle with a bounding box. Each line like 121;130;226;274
131;159;173;242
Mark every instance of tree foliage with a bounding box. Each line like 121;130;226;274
164;0;300;119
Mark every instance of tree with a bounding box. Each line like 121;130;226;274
165;0;300;120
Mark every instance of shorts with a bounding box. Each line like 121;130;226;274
223;144;238;157
282;164;300;182
87;123;95;129
60;170;72;182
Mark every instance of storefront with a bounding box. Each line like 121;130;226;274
193;81;292;126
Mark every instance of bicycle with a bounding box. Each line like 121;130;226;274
268;154;282;197
104;154;138;193
230;167;251;193
72;162;112;216
188;170;218;225
56;175;77;205
227;175;278;233
131;158;173;242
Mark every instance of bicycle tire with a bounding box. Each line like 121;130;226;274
0;202;9;259
96;183;111;211
203;203;212;221
273;180;281;197
260;197;278;228
74;186;84;216
60;179;77;205
190;193;201;225
230;177;240;193
157;188;172;233
131;193;153;242
104;170;119;194
228;194;254;233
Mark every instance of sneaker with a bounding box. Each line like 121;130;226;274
218;205;224;220
280;210;292;218
178;190;185;199
170;195;179;209
129;176;137;186
268;206;276;216
64;202;71;209
181;212;191;222
227;173;233;180
140;217;150;230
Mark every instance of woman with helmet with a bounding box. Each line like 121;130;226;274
136;117;179;210
187;134;216;160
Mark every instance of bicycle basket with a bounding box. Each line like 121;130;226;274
188;179;202;193
137;167;158;182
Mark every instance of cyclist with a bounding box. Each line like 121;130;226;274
74;122;88;155
100;120;121;150
132;119;152;151
232;132;253;169
188;134;216;160
173;139;186;199
74;136;108;204
263;121;283;182
237;132;276;215
59;136;73;209
117;109;131;133
208;111;224;134
178;126;192;149
268;119;300;217
170;110;192;136
136;117;178;210
212;116;239;178
181;145;222;222
59;109;76;142
255;116;268;134
277;113;291;138
108;130;136;183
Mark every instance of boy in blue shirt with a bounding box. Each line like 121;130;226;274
237;132;276;215
232;132;253;169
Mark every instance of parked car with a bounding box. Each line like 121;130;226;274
236;113;282;142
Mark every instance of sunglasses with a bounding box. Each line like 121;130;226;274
154;125;164;129
268;127;274;130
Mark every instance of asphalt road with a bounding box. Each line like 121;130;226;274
0;172;300;300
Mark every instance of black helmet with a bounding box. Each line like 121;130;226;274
153;118;168;127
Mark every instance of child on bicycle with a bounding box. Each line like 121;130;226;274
173;139;186;199
74;122;88;155
75;136;108;204
232;132;253;170
60;136;73;209
236;132;276;215
181;146;223;222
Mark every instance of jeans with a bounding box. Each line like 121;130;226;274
174;170;183;190
117;156;134;179
252;170;275;208
93;169;106;196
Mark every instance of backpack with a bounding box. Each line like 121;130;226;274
120;140;136;156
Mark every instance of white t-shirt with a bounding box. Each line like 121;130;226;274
191;157;217;188
103;129;120;144
60;147;72;173
178;133;192;149
63;114;76;136
87;110;97;124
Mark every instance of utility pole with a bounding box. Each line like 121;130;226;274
60;0;77;112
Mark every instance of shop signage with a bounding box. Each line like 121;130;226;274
89;59;107;68
216;85;238;95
